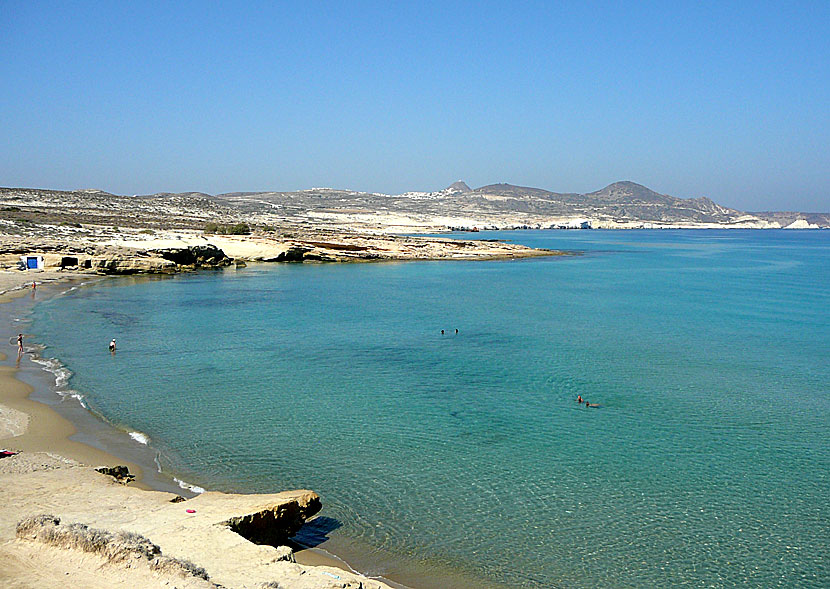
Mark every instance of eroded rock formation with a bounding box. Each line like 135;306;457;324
152;244;231;267
0;238;234;275
224;492;322;547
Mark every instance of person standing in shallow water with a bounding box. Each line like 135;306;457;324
16;333;23;356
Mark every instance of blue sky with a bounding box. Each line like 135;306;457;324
1;1;828;211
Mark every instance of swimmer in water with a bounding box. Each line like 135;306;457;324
577;395;583;404
586;402;600;408
109;339;116;353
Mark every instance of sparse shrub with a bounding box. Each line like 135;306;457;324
16;514;210;581
16;513;60;537
154;556;209;580
261;225;276;232
139;228;154;234
227;222;250;235
204;221;251;235
59;221;82;228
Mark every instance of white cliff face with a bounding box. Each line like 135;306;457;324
784;219;820;229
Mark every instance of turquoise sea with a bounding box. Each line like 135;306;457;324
28;230;829;587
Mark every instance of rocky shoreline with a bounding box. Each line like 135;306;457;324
0;183;568;276
0;229;561;277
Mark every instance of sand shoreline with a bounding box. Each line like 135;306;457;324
0;274;150;478
0;272;409;589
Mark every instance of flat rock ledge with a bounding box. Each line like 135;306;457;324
0;453;394;589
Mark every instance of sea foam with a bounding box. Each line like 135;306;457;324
129;431;150;445
174;477;206;494
30;355;74;390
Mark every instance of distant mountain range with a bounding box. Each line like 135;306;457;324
0;181;827;231
203;180;829;229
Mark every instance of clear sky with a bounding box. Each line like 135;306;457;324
1;1;828;211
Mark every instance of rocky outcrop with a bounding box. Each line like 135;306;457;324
92;256;177;275
223;491;322;546
93;245;231;274
152;244;232;267
0;238;234;275
270;246;311;262
95;465;136;484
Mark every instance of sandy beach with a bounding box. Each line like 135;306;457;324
0;272;402;589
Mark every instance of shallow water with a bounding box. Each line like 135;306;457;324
29;230;830;587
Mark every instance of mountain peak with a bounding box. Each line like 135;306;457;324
590;181;666;202
445;180;471;193
601;180;651;192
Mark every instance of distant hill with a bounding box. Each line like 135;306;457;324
205;180;827;228
1;181;827;230
446;181;471;193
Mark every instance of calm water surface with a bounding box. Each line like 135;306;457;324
31;230;829;587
